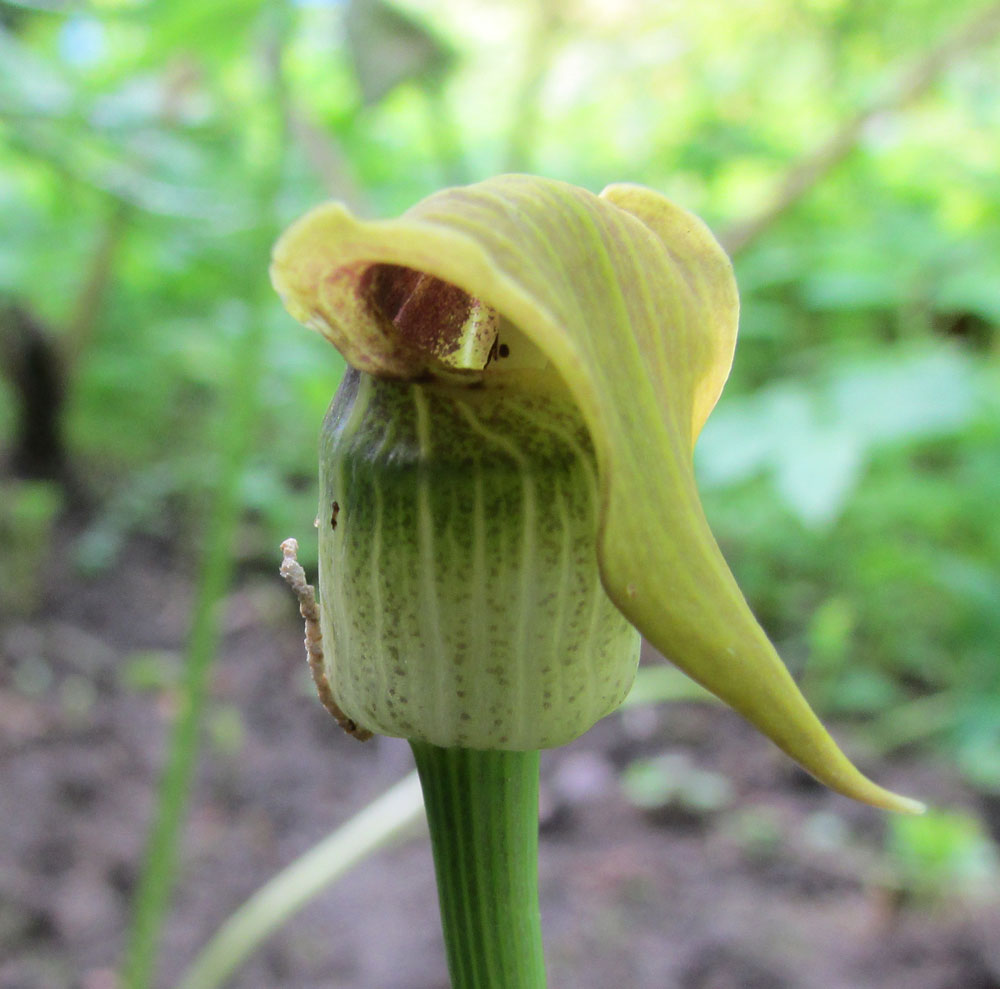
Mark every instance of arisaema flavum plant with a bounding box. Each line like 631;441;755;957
271;174;924;989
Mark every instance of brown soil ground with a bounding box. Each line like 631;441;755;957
2;522;999;989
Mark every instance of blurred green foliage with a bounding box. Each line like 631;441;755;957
621;752;735;818
0;479;63;609
887;809;999;900
1;0;998;794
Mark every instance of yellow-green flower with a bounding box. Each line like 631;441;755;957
271;174;922;815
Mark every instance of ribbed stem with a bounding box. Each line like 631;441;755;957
410;742;546;989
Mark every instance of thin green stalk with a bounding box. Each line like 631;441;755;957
420;81;469;188
503;0;561;173
410;742;546;989
119;10;292;984
119;312;265;989
176;770;425;989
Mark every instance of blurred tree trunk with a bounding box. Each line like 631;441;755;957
0;302;68;482
1;203;128;490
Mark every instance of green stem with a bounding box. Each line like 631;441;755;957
410;742;546;989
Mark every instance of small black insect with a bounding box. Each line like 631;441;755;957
484;338;511;368
331;501;340;530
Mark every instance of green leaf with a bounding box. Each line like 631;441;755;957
697;348;976;526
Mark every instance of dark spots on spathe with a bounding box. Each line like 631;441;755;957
330;501;340;530
498;343;510;358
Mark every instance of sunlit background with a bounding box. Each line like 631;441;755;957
2;0;999;986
